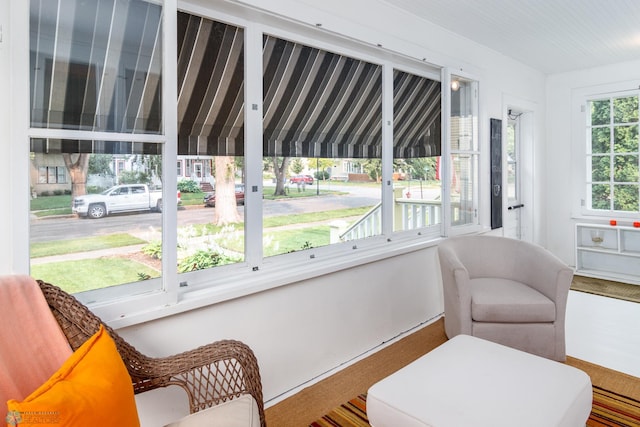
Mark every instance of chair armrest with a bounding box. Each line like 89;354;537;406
515;243;574;305
126;339;265;426
37;280;265;427
438;245;473;336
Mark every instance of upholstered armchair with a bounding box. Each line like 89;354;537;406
437;235;574;361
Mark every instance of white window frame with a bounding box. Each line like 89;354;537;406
442;69;482;236
8;0;484;328
571;80;640;221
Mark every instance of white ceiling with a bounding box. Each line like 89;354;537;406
383;0;640;74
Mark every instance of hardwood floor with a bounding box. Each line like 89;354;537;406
265;290;640;426
264;318;448;427
566;289;640;378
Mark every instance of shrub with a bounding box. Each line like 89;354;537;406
178;249;234;272
137;273;152;281
177;179;201;193
141;241;162;259
119;170;151;185
315;170;330;180
87;186;105;194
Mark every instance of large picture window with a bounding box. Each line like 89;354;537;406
587;93;639;213
27;2;479;314
261;35;383;256
174;13;246;275
29;0;164;294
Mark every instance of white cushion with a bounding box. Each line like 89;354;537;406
164;394;260;427
470;278;556;322
367;335;592;427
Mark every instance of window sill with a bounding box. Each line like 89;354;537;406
92;235;443;329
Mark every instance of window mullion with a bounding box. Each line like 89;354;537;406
162;0;179;301
441;68;452;235
381;62;394;237
243;24;264;267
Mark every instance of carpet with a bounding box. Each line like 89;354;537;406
310;389;640;427
571;275;640;304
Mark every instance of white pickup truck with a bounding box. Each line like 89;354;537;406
72;184;180;219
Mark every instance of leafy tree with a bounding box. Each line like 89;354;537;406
88;154;114;177
405;158;438;181
290;158;304;174
590;95;639;212
272;156;291;196
132;155;162;183
118;170;151;185
313;158;336;180
359;159;382;182
614;184;639;211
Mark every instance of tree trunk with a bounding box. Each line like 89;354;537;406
273;157;290;196
212;156;242;226
62;153;90;200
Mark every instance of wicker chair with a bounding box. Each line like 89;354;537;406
37;280;266;427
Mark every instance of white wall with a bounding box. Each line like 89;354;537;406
2;1;549;425
125;247;443;425
545;59;640;265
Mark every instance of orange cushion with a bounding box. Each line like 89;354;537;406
6;325;139;427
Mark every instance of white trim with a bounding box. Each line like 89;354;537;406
9;0;30;274
163;0;180;302
28;128;166;143
381;62;394;237
244;23;264;267
502;94;539;243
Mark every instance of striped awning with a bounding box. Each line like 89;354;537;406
29;4;440;158
262;35;383;158
30;0;163;135
177;12;245;157
177;13;441;159
393;71;441;158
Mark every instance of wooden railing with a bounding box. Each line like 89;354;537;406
334;198;444;242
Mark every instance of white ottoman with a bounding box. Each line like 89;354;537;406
367;335;592;427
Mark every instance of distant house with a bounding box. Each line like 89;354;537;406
30;153;215;196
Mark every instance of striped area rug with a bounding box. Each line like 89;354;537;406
590;386;640;426
310;389;640;427
309;394;368;427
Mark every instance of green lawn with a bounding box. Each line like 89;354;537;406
31;234;147;258
264;226;331;256
179;191;205;206
30;194;71;211
30;195;376;293
31;258;160;293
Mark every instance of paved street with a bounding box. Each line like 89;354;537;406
30;184;383;243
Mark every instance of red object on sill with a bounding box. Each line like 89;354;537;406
610;220;617;226
633;222;640;228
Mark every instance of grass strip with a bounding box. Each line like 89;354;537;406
31;258;159;293
31;233;147;258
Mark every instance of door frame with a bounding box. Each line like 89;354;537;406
502;95;537;243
